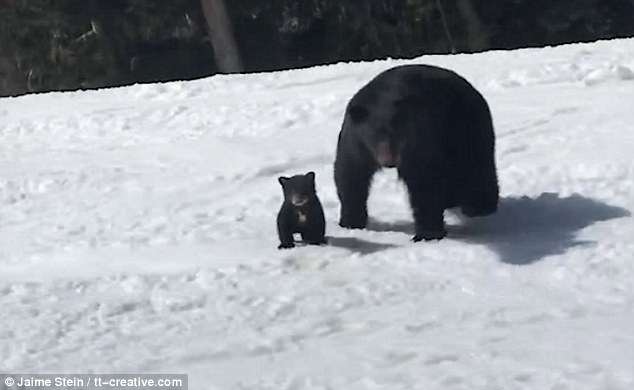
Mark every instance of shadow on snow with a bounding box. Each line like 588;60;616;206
367;192;630;265
327;236;398;255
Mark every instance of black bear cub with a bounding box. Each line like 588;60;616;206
277;172;327;249
335;65;499;241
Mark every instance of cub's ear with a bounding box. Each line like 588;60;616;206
278;176;289;186
305;171;315;182
348;105;369;123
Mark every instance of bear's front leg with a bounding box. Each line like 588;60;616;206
401;171;447;242
334;155;375;229
301;208;327;245
277;209;296;249
301;226;327;245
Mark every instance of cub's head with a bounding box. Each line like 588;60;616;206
347;104;404;168
278;172;316;207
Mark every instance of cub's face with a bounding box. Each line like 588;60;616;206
348;104;403;168
278;172;316;206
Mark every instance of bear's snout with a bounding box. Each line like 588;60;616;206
291;194;309;206
376;141;400;168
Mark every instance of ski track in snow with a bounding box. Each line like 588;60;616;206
1;39;634;389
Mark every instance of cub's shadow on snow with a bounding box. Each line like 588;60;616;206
369;193;630;265
327;236;397;255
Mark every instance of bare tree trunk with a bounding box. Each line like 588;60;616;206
455;0;489;52
0;0;26;96
0;45;27;96
435;0;456;54
200;0;243;73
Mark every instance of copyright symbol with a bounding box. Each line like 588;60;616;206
4;376;15;387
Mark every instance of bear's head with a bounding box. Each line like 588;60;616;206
278;172;317;207
348;104;404;168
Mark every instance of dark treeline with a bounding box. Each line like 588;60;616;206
1;0;634;97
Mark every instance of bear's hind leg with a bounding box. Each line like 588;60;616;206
460;111;499;217
461;162;499;217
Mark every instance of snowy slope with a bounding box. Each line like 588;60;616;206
1;39;634;389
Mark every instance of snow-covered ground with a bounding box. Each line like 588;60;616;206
1;39;634;389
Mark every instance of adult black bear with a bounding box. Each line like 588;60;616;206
334;65;498;241
277;172;327;249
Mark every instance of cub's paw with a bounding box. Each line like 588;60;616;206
412;229;447;242
278;242;295;250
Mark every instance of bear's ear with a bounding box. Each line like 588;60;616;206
305;171;315;182
348;105;369;123
278;176;289;187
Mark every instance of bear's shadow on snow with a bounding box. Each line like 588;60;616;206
369;193;630;265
